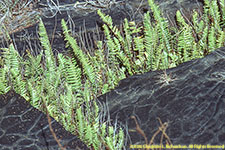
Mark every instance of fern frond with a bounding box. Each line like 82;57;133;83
129;21;145;71
1;44;21;75
10;68;28;99
103;24;117;59
133;35;145;71
148;0;172;56
58;53;82;93
0;67;11;94
123;18;133;59
1;44;28;97
23;49;44;81
76;106;86;141
90;41;108;93
98;10;136;75
61;19;96;85
208;26;216;52
39;19;57;90
176;10;196;62
208;0;221;30
143;11;158;70
199;26;209;51
114;37;133;75
105;126;114;150
155;43;164;69
27;80;41;108
203;0;210;25
217;30;225;48
97;10;113;29
219;0;225;26
118;129;125;149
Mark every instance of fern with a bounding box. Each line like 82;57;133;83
208;26;216;52
100;22;119;67
114;37;133;75
200;26;209;51
58;53;82;93
27;80;41;108
0;67;10;94
0;44;27;98
89;41;108;94
208;0;221;30
98;10;134;75
123;19;133;60
22;49;44;83
61;19;96;85
148;0;174;68
39;19;56;82
143;11;157;70
176;11;196;62
131;21;145;72
217;30;225;48
219;0;225;26
59;83;81;132
38;20;65;114
76;106;91;146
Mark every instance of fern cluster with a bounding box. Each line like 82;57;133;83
96;0;225;72
0;18;125;150
0;0;224;149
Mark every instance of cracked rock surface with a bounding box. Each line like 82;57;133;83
97;46;225;149
0;90;89;150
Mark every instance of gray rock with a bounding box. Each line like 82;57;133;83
97;46;225;149
0;90;89;150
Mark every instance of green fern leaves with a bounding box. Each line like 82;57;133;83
61;19;96;85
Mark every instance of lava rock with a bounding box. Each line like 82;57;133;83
0;90;89;150
97;46;225;149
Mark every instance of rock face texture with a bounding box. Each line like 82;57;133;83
0;90;89;150
97;46;225;149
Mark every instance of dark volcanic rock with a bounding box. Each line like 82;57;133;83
97;46;225;149
0;90;89;150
